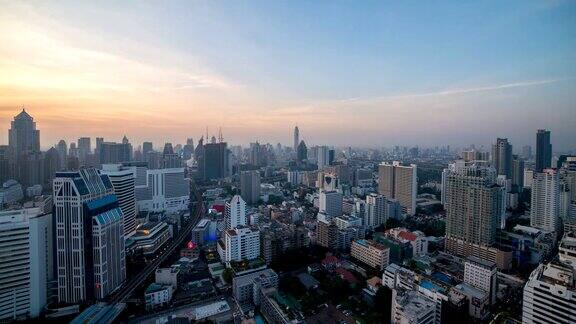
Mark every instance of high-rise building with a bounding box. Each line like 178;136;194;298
100;141;132;164
530;169;560;233
53;168;126;303
297;140;308;162
203;142;228;180
8;109;40;159
522;145;532;160
219;226;260;262
443;161;504;257
249;142;263;166
491;138;513;178
317;146;330;170
101;164;137;238
142;142;153;156
293;126;299;152
319;190;343;220
226;195;247;229
133;167;189;214
56;140;68;170
536;129;552;172
240;170;261;205
316;218;338;250
0;205;53;320
95;137;104;156
77;137;91;164
464;256;497;304
522;259;576;324
511;155;524;190
365;193;386;229
378;161;417;216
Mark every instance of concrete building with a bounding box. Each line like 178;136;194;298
464;256;497;304
225;195;246;230
145;283;173;310
350;239;390;270
219;226;260;262
240;170;261;205
101;164;137;237
99;142;132;164
53;168;126;303
522;259;576;324
443;161;503;258
232;268;278;306
319;190;343;220
134;167;189;214
0;179;23;206
491;138;513;178
530;169;560;233
126;221;172;256
535;129;552;173
378;161;417;216
0;206;53;320
392;289;436;324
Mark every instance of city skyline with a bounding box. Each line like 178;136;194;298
1;1;575;149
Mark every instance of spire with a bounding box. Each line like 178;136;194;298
218;127;223;143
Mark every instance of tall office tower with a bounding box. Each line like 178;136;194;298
0;206;53;320
53;168;126;303
134;167;189;214
95;137;104;155
522;145;532;160
220;227;260;262
297;140;308;162
77;137;91;164
249;142;262;166
8;109;40;159
365;193;386;229
443;161;503;256
536;129;552;172
530;169;560;233
464;257;497;304
44;147;60;185
100;142;132;164
378;161;417;216
203;142;228;180
18;151;44;187
101;164;137;237
319;190;343;220
161;143;181;168
142;142;153;156
522;259;576;324
226;195;247;229
240;170;261;205
511;155;524;191
317;146;330;170
56;140;68;170
293;126;299;152
69;142;78;157
8;109;41;185
182;138;194;160
491;138;513;178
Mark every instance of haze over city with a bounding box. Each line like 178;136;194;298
1;1;575;149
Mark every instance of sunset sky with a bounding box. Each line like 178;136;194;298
1;1;575;150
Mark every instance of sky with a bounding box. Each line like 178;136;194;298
0;1;575;150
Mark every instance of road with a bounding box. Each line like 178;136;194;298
108;179;204;305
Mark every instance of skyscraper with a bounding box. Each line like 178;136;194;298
225;195;246;229
56;140;68;170
100;141;132;164
101;164;137;237
297;140;308;162
317;146;330;170
443;161;504;257
378;161;417;216
511;155;525;191
142;141;153;156
530;169;560;233
491;138;512;178
203;142;228;180
293;126;299;152
240;170;261;205
319;190;343;220
53;168;126;303
536;129;552;172
77;137;91;164
0;205;53;320
8;109;40;158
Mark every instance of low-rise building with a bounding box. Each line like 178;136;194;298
350;239;390;270
126;221;173;255
145;283;173;310
392;289;436;324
